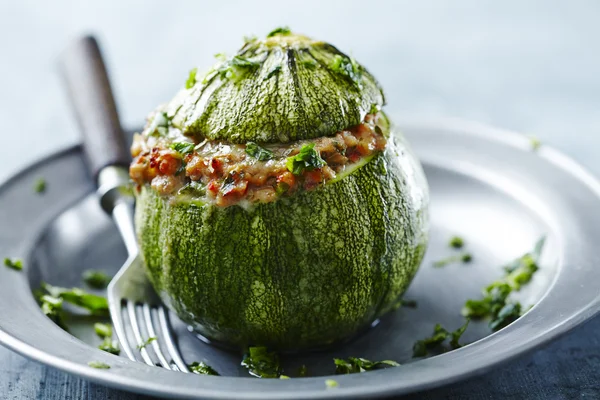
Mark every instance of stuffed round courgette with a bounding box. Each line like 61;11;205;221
130;28;429;351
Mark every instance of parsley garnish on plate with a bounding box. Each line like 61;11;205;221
88;361;110;369
334;357;400;374
137;337;157;350
189;361;219;376
325;379;339;388
246;142;274;161
241;346;282;378
286;144;326;176
83;270;111;289
462;236;545;331
3;257;23;271
449;236;464;249
34;178;46;194
433;252;473;267
412;319;470;358
94;322;120;355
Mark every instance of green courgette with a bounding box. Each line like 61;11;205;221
133;29;429;350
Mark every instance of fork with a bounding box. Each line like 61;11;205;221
60;35;189;372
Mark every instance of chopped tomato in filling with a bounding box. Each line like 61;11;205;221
130;114;387;207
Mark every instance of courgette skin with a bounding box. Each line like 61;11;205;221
134;130;428;350
167;34;385;144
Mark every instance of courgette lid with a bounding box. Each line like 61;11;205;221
166;27;386;144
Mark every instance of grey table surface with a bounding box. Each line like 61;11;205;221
2;0;600;399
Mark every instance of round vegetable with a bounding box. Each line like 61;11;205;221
133;29;429;351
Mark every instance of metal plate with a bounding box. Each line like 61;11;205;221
1;119;599;399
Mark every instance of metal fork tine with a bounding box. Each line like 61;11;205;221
142;304;172;370
111;300;136;361
127;302;155;366
158;307;189;373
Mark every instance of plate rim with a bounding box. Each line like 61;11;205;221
1;118;600;399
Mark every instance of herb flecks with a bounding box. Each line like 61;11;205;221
325;379;339;388
41;283;108;316
265;65;281;80
83;270;111;289
449;236;464;249
4;257;23;271
137;337;157;350
433;253;472;267
241;346;282;378
412;320;470;358
170;142;195;156
189;361;219;376
94;322;120;355
334;357;400;374
88;361;110;369
267;27;292;37
185;68;198;89
330;55;362;86
286;144;325;176
462;237;545;331
34;178;46;194
147;112;172;137
246;142;274;161
216;56;260;83
528;135;541;151
37;283;109;330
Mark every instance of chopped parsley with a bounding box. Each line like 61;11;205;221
83;270;110;289
39;294;66;330
147;112;171;137
334;357;400;374
330;55;361;86
433;252;472;267
34;178;46;194
267;26;292;37
137;337;157;350
88;361;110;369
94;322;120;355
449;236;464;249
412;319;470;358
189;361;219;376
325;379;339;388
528;135;541;151
41;283;109;316
4;257;23;271
462;237;545;331
286;144;326;176
243;35;258;44
169;142;196;155
245;142;274;161
217;56;260;82
265;65;281;80
94;322;112;338
241;346;282;378
185;68;198;89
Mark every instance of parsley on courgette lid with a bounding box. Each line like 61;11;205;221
166;29;385;144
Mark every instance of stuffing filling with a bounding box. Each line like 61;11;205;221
130;112;388;207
